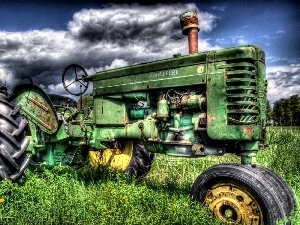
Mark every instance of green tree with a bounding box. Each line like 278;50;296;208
272;95;300;126
273;99;285;125
283;98;293;125
266;99;272;122
289;95;300;125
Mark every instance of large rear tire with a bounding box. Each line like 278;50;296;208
89;141;154;178
125;141;155;178
0;84;29;181
191;164;295;225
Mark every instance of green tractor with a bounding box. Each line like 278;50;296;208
0;12;295;224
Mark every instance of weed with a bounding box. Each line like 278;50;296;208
0;127;298;224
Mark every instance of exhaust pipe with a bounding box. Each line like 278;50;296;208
180;12;200;54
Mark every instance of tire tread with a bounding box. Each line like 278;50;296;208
0;85;29;181
125;141;155;178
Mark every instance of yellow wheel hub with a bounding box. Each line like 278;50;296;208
88;141;133;171
204;183;263;224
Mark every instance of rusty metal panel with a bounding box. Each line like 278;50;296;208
14;84;58;134
206;46;266;140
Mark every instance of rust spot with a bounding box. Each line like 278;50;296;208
138;123;144;129
224;68;230;82
123;115;128;126
180;15;199;33
188;28;198;54
243;126;253;139
207;114;216;126
180;12;199;54
77;97;88;110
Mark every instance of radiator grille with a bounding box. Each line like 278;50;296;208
225;62;259;125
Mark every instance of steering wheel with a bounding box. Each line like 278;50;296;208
62;64;89;96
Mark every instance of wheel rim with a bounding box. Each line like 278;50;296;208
204;182;263;224
88;141;133;171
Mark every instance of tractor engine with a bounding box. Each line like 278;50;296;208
80;40;266;166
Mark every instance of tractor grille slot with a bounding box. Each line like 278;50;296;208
225;62;259;125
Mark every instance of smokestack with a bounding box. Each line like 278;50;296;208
180;12;200;54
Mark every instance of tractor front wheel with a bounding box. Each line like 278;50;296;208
89;141;155;178
191;164;295;225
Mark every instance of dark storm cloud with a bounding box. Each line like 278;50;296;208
0;3;219;98
0;29;81;89
0;39;22;51
68;5;185;45
68;4;215;43
267;64;300;104
268;66;300;88
66;4;217;67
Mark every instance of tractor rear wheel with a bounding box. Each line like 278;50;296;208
0;84;30;181
89;141;155;178
191;164;295;225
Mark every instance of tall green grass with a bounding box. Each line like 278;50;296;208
0;127;299;224
257;127;300;224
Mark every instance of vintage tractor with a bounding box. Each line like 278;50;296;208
0;12;295;224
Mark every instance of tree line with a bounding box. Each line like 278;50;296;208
268;95;300;126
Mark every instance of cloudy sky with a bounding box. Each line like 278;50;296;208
0;0;299;105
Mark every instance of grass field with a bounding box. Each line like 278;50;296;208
0;127;299;224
